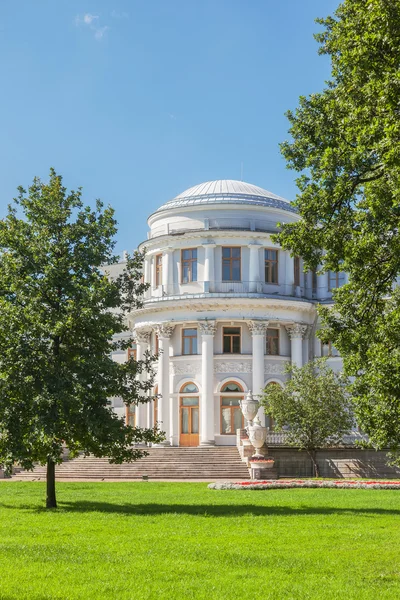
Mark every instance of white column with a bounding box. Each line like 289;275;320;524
144;256;150;286
162;249;173;295
203;242;215;293
303;326;312;365
199;321;217;445
155;323;175;445
248;321;268;426
285;252;295;296
305;270;313;299
285;324;308;367
317;265;329;299
134;329;152;429
248;244;260;292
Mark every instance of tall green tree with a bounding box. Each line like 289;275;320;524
260;360;354;477
0;170;163;507
277;0;400;463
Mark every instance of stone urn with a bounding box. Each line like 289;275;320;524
247;416;268;458
240;391;260;427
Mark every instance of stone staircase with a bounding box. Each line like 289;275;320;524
14;447;251;481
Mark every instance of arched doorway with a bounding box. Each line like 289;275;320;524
179;382;199;446
220;381;244;435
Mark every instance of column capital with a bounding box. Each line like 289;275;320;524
154;323;175;339
135;328;152;344
248;321;269;335
285;323;308;340
199;320;217;336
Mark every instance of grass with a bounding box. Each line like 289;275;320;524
0;482;399;599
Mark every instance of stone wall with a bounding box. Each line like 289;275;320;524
268;448;400;479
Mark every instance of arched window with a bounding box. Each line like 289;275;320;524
180;382;199;394
220;381;244;434
179;382;199;446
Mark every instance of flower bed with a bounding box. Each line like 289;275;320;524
208;479;400;490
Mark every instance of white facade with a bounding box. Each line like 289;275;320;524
110;180;342;446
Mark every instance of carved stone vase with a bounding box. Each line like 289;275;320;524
247;416;268;459
239;391;260;427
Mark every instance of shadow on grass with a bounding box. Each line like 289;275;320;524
2;500;400;517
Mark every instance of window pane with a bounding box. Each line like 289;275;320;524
182;250;190;259
224;327;240;335
232;336;240;353
222;263;231;280
192;337;197;354
181;407;189;433
183;338;191;355
271;263;278;283
222;382;241;392
221;407;232;434
182;397;199;406
223;335;231;353
192;261;197;281
181;383;198;393
233;407;243;431
222;397;241;406
232;261;240;280
232;248;241;258
192;408;199;433
222;247;231;258
182;265;190;283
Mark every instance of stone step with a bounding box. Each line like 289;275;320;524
15;446;250;480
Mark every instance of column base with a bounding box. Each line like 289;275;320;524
200;440;216;447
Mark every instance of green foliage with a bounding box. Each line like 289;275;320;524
0;170;164;477
260;360;353;475
277;0;400;462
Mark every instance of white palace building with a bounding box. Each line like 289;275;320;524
110;180;343;448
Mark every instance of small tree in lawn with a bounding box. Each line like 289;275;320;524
0;169;164;508
260;359;354;477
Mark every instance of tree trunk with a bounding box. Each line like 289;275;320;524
46;458;57;508
308;450;320;478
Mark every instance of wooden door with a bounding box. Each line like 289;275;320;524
180;396;199;446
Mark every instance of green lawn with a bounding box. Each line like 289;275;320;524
0;482;399;600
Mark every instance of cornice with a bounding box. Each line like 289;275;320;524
140;229;280;252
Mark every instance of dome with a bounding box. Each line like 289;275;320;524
153;180;296;214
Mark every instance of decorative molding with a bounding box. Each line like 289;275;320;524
214;361;252;374
170;362;200;375
285;323;308;340
135;328;152;344
248;320;268;335
198;321;217;336
264;362;285;374
154;323;175;339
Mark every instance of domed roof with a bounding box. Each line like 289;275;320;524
154;180;296;214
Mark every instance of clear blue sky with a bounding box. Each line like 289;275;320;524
0;0;338;254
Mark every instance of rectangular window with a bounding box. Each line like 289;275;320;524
126;405;135;427
221;398;244;434
155;254;162;287
182;328;198;355
181;248;198;283
328;270;345;291
294;256;300;287
222;247;241;281
223;327;241;354
265;249;278;283
266;329;279;355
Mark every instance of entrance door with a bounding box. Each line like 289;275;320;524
180;396;199;446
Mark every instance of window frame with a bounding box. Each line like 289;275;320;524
222;326;241;354
222;246;241;282
328;270;345;291
155;253;163;287
181;248;198;284
264;248;279;284
266;328;280;356
182;327;198;356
